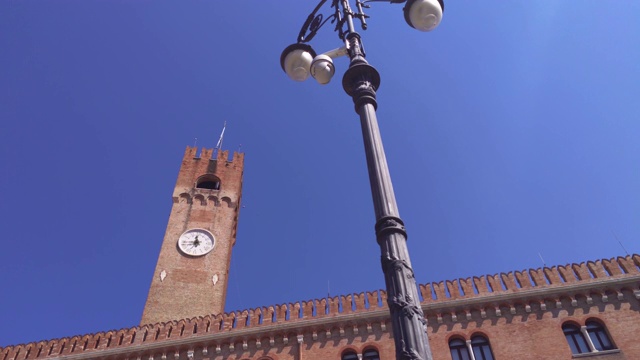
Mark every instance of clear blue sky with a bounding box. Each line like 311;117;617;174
1;1;639;347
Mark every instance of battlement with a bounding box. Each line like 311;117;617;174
184;146;244;165
418;255;640;302
2;254;639;359
172;146;244;197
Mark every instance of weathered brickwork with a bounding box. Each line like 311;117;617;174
2;255;639;360
140;147;244;325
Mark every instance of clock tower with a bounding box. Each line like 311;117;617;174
140;146;244;325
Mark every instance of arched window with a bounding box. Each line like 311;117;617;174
449;338;471;360
341;350;358;360
471;335;494;360
196;175;220;190
363;348;380;360
586;320;615;351
563;323;589;354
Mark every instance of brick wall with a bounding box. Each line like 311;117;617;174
140;147;244;325
2;255;638;360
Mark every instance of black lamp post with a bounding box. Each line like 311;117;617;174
281;1;444;360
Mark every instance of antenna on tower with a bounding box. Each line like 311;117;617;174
194;137;198;148
213;121;227;159
538;252;547;267
612;230;630;256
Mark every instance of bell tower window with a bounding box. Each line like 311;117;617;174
196;175;221;190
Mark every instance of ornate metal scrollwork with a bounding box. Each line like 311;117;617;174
295;0;375;44
296;0;342;43
382;256;416;279
388;293;427;330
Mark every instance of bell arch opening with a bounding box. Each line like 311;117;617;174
196;175;221;190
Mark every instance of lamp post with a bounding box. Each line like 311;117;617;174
281;1;444;360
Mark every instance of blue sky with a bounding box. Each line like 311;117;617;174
1;1;639;347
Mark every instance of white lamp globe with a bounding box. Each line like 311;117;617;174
310;55;335;85
404;0;444;32
280;44;317;82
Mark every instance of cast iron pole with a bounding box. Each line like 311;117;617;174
340;2;434;359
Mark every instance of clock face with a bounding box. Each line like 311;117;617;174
177;229;215;257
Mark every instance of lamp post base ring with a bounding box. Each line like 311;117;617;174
342;63;381;96
375;215;408;239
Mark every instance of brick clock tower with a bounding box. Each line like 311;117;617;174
141;146;244;325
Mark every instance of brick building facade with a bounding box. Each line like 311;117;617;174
1;146;639;360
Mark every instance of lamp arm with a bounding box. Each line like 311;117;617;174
321;46;348;59
297;0;347;43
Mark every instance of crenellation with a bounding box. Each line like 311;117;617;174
301;300;314;318
340;295;353;313
4;255;640;359
263;306;275;324
67;336;83;354
616;256;637;274
602;258;623;276
231;151;244;165
236;310;249;329
77;335;87;351
587;261;607;279
571;262;591;280
290;301;302;319
197;316;210;333
528;268;546;286
379;290;388;308
432;281;447;299
248;308;261;326
501;272;518;290
543;266;562;284
42;341;55;357
446;280;461;298
419;283;432;302
184;146;198;160
557;265;577;283
188;318;200;335
12;344;25;360
216;150;229;162
460;277;475;295
21;344;33;360
225;312;237;331
514;271;532;289
316;298;329;316
156;322;173;340
213;314;225;332
600;260;612;276
125;328;138;345
366;291;379;308
327;296;339;314
7;344;22;360
353;292;366;311
275;304;287;323
134;328;147;345
485;274;501;293
472;276;489;295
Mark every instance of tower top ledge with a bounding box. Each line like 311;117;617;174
184;146;244;165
